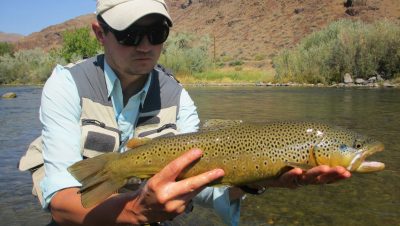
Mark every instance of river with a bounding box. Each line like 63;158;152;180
0;86;399;225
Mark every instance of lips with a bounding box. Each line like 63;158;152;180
354;141;385;173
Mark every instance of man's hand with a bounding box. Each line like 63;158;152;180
230;165;351;200
254;165;352;190
126;148;225;224
50;149;224;226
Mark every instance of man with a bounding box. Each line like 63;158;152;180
23;0;351;225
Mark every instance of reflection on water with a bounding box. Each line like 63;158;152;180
1;86;399;225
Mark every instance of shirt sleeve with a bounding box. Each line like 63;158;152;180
176;88;241;226
176;88;200;133
39;65;83;209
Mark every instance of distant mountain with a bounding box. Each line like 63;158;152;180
14;0;400;67
0;32;24;42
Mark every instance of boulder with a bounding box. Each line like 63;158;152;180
355;78;367;85
1;92;17;99
383;81;395;88
343;73;353;84
368;76;377;83
377;74;384;82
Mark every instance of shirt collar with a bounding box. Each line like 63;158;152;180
103;59;152;107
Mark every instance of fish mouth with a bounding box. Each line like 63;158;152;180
349;141;385;173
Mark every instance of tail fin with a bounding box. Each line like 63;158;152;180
67;152;125;208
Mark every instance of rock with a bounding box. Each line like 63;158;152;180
344;0;353;7
1;92;17;99
344;73;353;84
355;78;367;85
345;8;359;16
294;8;305;14
377;74;384;82
383;81;395;88
366;83;379;88
368;76;377;83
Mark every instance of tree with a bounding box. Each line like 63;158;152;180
60;27;102;63
0;42;14;56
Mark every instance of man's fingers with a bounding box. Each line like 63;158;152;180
278;168;303;189
155;149;204;181
166;168;225;199
302;165;351;184
317;166;351;183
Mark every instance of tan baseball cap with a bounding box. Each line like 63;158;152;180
97;0;173;31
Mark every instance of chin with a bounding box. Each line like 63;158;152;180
130;66;154;75
136;62;157;74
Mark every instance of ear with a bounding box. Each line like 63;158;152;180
92;21;105;45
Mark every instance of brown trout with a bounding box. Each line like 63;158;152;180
68;121;385;208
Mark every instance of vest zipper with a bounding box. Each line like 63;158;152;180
82;119;105;128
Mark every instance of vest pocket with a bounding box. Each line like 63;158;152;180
81;119;121;157
84;131;117;153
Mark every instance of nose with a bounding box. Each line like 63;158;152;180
135;35;152;52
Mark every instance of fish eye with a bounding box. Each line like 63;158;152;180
353;140;363;149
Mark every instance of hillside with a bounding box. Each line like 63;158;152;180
0;32;24;42
14;0;400;67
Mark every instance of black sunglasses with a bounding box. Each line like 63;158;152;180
98;16;170;46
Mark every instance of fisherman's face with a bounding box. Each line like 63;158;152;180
99;14;168;76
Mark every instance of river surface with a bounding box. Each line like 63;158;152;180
0;86;399;226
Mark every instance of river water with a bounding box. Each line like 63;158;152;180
0;86;399;226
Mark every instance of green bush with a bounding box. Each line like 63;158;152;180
159;32;213;75
0;42;14;56
273;19;400;84
61;27;102;63
0;48;63;84
229;60;244;66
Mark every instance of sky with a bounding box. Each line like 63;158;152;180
0;0;96;36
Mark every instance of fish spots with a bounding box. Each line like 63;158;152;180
118;121;376;184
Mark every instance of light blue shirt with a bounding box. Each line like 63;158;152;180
39;59;240;225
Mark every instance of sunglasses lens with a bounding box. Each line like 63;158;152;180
124;31;142;46
148;26;169;45
115;23;169;46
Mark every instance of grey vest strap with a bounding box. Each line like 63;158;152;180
68;55;111;107
135;64;183;138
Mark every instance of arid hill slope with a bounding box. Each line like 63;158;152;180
0;32;24;42
14;0;400;67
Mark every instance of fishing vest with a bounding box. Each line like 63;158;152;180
18;54;183;206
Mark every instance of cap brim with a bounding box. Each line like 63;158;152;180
101;0;172;31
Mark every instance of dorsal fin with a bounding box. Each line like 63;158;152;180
200;119;243;131
126;137;152;149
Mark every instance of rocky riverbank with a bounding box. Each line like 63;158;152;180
183;74;399;88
